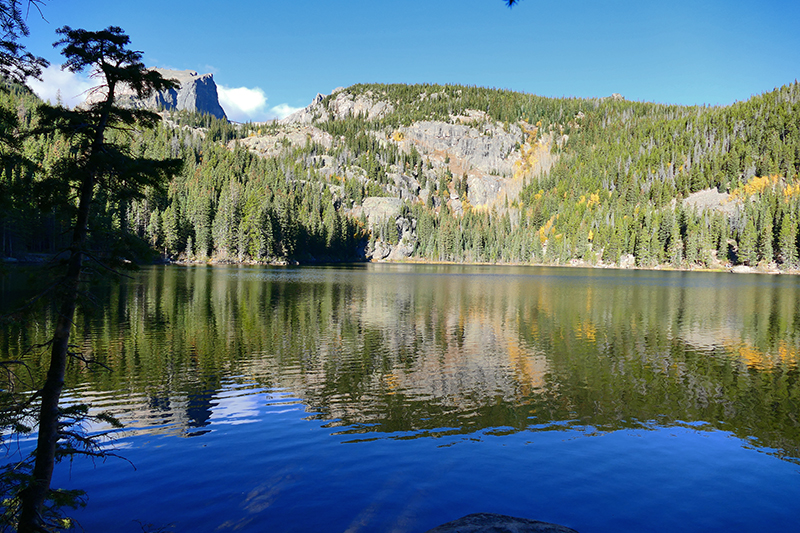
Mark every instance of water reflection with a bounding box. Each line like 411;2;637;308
3;264;800;459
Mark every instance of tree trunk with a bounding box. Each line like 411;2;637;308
17;171;94;533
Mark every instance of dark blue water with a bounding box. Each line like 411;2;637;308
3;264;800;532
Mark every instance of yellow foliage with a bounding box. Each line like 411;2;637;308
391;130;405;142
731;341;799;369
782;180;800;199
777;342;799;364
514;122;544;180
575;321;597;342
730;174;781;200
537;215;556;244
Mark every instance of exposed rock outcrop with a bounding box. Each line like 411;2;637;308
395;118;562;209
425;513;579;533
241;88;566;221
353;197;403;227
400;120;521;178
84;68;227;120
683;187;738;215
350;197;417;261
280;88;394;124
235;123;334;158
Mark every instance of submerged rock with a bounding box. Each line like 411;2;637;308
425;513;579;533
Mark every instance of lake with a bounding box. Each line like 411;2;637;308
2;263;799;532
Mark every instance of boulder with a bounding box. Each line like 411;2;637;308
425;513;579;533
619;253;636;269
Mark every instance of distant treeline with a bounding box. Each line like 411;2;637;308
2;80;799;268
1;86;367;263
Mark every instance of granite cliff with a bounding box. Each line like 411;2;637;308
84;68;227;120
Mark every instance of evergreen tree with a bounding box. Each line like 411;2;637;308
15;26;181;532
778;211;798;267
738;218;758;266
758;222;774;264
0;1;47;84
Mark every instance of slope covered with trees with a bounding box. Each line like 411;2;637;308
2;80;800;270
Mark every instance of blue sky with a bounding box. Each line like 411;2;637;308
20;0;800;122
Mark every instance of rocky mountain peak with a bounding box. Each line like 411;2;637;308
83;68;227;120
279;88;394;125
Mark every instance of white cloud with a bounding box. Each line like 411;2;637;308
27;65;95;108
218;85;269;122
28;70;305;124
218;84;303;122
269;103;303;120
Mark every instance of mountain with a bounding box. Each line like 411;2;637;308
83;68;227;120
228;82;800;268
3;81;800;271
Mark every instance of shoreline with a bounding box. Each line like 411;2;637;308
4;253;795;276
170;255;795;276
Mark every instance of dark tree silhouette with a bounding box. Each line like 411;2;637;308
14;26;181;532
0;0;46;82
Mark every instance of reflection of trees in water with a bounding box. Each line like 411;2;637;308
3;266;800;457
185;394;213;436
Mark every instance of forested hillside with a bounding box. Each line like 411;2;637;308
2;80;799;269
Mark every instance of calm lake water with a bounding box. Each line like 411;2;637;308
2;263;800;532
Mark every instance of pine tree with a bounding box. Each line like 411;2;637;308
666;212;684;267
16;26;181;532
778;211;798;267
738;218;758;266
758;222;774;264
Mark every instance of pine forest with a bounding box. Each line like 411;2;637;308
2;80;800;271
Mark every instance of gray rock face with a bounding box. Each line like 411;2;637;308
355;197;403;227
425;513;579;533
683;187;737;215
236;123;333;158
85;68;227;120
349;197;418;261
280;89;394;125
401;121;521;177
387;216;417;260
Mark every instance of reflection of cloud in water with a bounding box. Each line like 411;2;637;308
64;382;291;439
210;387;264;425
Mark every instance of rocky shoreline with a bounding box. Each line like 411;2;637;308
171;255;795;276
3;251;795;276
